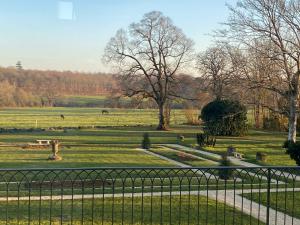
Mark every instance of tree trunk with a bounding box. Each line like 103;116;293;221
254;104;261;129
157;103;168;130
288;94;297;142
288;72;300;143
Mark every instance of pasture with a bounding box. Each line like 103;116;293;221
0;107;185;128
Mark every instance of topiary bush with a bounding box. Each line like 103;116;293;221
283;140;300;166
142;133;151;150
201;99;248;136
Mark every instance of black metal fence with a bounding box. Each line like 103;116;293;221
0;166;299;225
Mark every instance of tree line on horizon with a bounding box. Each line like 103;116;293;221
0;67;119;107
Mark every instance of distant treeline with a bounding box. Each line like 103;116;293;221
0;67;119;107
0;67;206;109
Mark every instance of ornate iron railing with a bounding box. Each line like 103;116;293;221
0;166;299;225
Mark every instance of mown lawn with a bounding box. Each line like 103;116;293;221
0;145;174;169
0;126;297;167
181;130;296;166
243;191;300;219
150;147;216;167
0;107;297;166
0;195;264;225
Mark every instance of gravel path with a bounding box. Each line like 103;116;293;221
165;144;299;182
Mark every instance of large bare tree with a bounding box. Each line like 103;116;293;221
225;0;300;142
103;11;194;130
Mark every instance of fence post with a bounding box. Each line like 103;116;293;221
266;168;271;225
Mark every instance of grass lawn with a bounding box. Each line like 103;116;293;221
182;129;296;166
0;107;296;167
0;195;264;225
0;107;186;128
150;147;216;167
0;145;174;169
0;126;297;167
243;191;300;219
0;126;201;145
0;108;296;224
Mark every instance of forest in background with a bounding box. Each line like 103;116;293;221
0;67;119;107
0;66;206;109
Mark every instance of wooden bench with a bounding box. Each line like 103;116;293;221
36;140;52;145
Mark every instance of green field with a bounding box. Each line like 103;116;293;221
0;107;185;128
0;107;296;167
54;95;108;107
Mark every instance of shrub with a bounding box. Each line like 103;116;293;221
256;152;267;162
201;99;248;136
184;108;200;125
218;154;234;180
263;113;288;131
177;134;185;143
196;133;216;147
283;141;300;166
142;133;151;150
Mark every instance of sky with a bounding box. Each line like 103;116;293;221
0;0;238;73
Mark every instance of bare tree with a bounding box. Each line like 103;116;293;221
103;11;194;130
225;0;300;142
238;43;286;128
197;44;237;100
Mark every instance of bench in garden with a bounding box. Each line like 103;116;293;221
36;140;52;145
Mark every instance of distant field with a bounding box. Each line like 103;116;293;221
0;106;261;129
0;107;186;128
56;95;106;104
54;95;112;107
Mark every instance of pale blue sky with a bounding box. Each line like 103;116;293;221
0;0;237;72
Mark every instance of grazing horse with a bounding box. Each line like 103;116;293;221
102;110;109;115
60;114;65;120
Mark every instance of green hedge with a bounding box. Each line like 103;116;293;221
201;99;248;136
